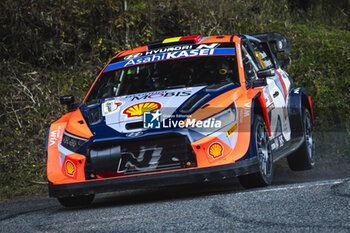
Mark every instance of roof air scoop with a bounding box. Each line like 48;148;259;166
147;35;202;50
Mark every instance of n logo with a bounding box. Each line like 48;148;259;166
196;43;219;49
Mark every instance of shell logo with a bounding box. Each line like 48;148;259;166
208;142;224;159
123;102;161;117
65;160;76;177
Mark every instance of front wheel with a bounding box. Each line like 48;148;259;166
57;194;95;207
238;114;273;188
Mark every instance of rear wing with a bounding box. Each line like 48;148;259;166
252;32;290;54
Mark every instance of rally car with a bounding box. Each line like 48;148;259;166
47;33;315;207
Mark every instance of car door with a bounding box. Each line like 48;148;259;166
249;40;292;151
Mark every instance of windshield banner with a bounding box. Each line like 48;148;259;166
104;48;236;72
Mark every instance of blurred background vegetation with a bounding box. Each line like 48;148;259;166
0;0;349;199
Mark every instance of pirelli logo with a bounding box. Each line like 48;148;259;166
226;122;238;137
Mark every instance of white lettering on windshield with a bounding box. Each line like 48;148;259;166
124;49;215;67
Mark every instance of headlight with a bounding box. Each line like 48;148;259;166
210;107;236;127
189;107;236;135
61;131;88;152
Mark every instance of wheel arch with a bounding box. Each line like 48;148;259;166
302;92;314;124
253;93;271;136
237;92;270;161
288;88;313;139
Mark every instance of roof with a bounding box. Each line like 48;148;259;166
115;35;237;59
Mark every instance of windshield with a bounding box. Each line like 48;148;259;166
86;55;238;102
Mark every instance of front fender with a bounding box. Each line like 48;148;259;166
237;90;270;161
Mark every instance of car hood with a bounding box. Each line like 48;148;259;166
79;83;239;135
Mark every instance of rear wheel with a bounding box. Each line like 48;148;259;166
287;108;315;171
238;114;273;188
57;194;95;207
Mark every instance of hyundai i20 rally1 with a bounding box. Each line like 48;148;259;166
47;33;315;207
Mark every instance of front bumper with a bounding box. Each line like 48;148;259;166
49;158;258;198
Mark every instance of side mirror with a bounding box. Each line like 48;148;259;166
257;68;275;78
278;58;291;68
60;95;75;105
60;95;77;112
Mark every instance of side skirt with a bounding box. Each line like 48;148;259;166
272;135;305;162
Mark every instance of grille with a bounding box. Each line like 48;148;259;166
86;135;196;178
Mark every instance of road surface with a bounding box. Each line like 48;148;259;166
1;174;349;232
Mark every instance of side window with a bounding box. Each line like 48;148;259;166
251;41;275;70
241;43;259;87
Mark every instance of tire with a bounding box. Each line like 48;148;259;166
238;114;273;188
57;194;95;207
287;108;315;171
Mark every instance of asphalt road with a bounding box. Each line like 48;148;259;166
1;129;350;233
1;174;350;233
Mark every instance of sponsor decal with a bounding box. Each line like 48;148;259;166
267;102;275;113
117;147;162;173
123;53;143;60
208;142;224;159
196;43;219;49
145;45;194;56
271;142;276;150
123;102;161;118
240;102;251;119
279;135;285;146
268;94;273;103
123;49;215;67
126;131;144;137
226;122;238;137
122;44;219;60
49;126;61;147
239;105;250;123
129;91;191;101
243;108;250;118
104;48;236;72
264;87;273;103
65;160;76;177
273;135;285;151
282;106;287;120
268;93;273;102
239;109;244;123
102;100;123;116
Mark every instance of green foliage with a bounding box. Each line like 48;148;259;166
0;0;349;199
286;24;350;124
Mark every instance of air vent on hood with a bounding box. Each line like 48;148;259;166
180;94;210;112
